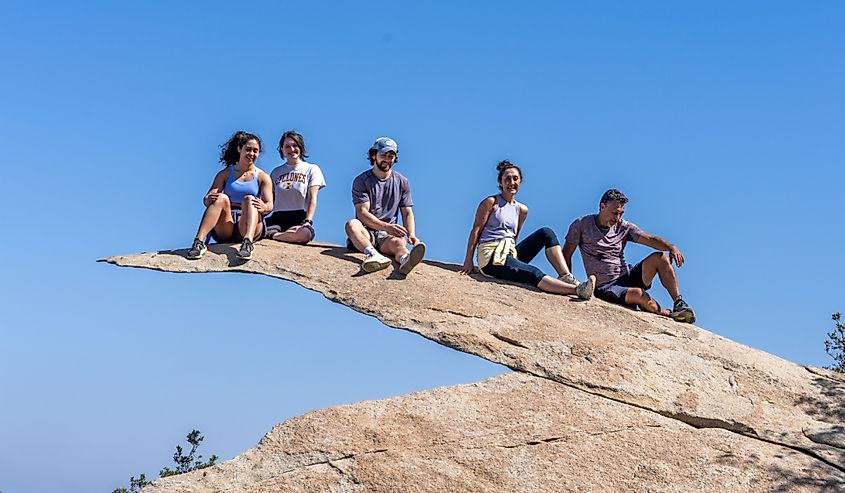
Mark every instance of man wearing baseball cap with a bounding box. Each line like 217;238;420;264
345;137;426;274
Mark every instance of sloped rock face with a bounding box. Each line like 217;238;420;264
140;373;843;493
102;241;845;491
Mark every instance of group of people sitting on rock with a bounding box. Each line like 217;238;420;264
186;130;696;324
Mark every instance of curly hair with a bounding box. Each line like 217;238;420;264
219;131;262;166
277;130;308;160
496;159;522;190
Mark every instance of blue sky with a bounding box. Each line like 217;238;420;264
2;2;843;492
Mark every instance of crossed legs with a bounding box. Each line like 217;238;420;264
345;219;409;261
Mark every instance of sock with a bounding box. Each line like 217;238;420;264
364;245;377;256
399;253;410;264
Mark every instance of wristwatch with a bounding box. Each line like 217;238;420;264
302;218;313;226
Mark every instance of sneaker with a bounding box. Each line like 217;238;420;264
186;238;207;260
265;225;282;239
362;251;392;273
237;238;254;260
558;273;579;286
670;298;696;323
399;242;426;275
575;275;596;300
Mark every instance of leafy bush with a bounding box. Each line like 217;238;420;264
113;430;217;493
825;312;845;372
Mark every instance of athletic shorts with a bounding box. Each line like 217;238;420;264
595;261;650;306
346;228;391;253
209;209;265;243
265;210;315;239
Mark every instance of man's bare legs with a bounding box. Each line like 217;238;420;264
345;219;395;272
624;252;682;316
345;218;410;260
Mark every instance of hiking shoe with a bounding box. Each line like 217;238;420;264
186;238;207;260
237;238;254;260
558;273;579;286
265;225;282;239
671;298;696;323
576;275;596;300
362;251;392;273
399;242;426;275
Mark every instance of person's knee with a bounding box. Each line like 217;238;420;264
345;219;362;235
626;287;646;304
539;227;559;245
384;237;405;251
213;193;231;207
242;195;257;209
292;228;312;244
647;251;670;266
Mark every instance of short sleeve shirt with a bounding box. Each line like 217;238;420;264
351;169;413;224
270;162;326;212
565;214;643;287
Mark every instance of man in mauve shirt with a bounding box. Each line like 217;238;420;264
563;189;696;323
345;137;426;275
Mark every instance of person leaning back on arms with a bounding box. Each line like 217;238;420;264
563;188;696;323
186;131;273;261
459;159;595;300
344;137;426;275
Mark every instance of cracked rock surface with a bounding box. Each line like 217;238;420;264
102;242;845;491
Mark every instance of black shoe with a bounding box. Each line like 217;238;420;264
237;238;254;260
186;238;207;260
265;225;282;239
671;298;696;323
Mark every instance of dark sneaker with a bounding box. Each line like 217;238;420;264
399;242;426;275
237;238;254;260
576;275;596;300
671;298;696;323
558;273;579;286
265;225;282;239
186;238;207;260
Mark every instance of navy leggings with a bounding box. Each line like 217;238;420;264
481;227;559;287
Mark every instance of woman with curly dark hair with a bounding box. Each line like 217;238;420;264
264;130;326;244
459;160;595;299
186;131;273;261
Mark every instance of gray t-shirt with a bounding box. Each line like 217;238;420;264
565;214;643;287
351;169;413;224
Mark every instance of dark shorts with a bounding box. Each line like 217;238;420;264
346;228;391;253
595;261;650;306
266;210;315;238
209;209;265;243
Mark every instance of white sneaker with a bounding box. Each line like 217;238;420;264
576;275;596;300
362;251;392;273
399;242;426;275
558;273;579;285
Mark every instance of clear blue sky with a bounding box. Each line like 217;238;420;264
2;2;843;492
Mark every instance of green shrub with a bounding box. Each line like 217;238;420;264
825;312;845;372
113;430;217;492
